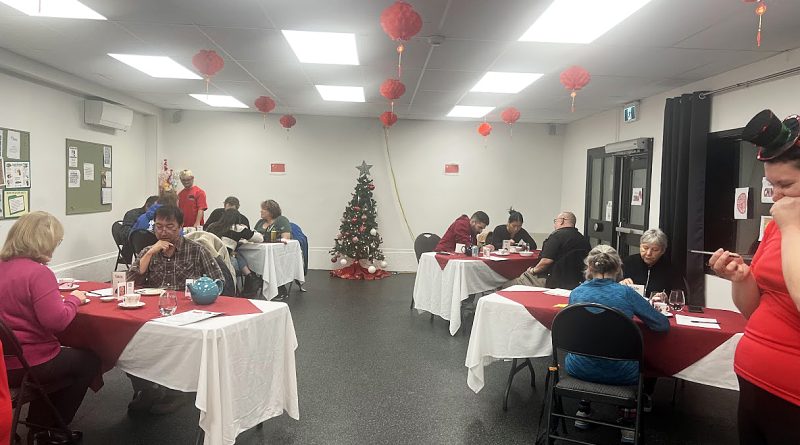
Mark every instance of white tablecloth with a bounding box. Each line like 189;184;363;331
465;287;742;394
238;240;305;300
412;252;509;335
117;300;299;445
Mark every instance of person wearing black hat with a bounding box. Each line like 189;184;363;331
709;109;800;444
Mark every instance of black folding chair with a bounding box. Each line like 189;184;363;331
111;220;131;271
0;318;76;443
539;303;644;445
412;233;440;309
129;229;157;259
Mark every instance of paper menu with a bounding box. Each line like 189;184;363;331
151;310;222;326
675;314;720;329
544;288;572;297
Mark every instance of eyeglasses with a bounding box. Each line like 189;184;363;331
154;224;178;232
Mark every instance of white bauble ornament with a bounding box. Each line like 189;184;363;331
380;260;388;268
339;258;348;266
370;228;378;236
367;265;377;274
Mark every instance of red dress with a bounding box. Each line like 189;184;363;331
736;221;800;406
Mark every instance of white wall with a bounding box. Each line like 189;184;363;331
0;71;154;281
561;47;800;309
161;112;564;271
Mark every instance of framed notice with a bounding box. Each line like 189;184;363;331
444;163;460;175
270;162;286;175
4;189;29;218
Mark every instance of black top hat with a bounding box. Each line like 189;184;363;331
742;109;800;161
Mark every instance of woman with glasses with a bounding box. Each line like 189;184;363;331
619;228;682;298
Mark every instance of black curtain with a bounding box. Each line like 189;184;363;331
659;92;710;306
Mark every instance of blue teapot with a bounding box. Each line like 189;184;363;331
188;275;223;305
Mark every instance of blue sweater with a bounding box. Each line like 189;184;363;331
565;278;669;385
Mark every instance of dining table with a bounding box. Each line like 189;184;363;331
466;285;748;395
412;251;541;335
237;239;305;300
56;281;299;445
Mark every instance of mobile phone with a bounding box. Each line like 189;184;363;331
687;305;704;313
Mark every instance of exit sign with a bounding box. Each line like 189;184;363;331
623;101;639;123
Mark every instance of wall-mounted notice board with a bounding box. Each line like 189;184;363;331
0;127;32;220
65;138;112;215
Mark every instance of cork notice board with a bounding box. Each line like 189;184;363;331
65;139;112;215
0;127;32;220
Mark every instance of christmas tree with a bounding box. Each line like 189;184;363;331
330;161;391;280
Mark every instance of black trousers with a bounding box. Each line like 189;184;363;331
738;376;800;445
7;348;99;428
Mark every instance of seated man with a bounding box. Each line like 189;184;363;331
435;211;490;252
125;205;224;414
203;196;250;230
131;191;178;233
510;211;591;288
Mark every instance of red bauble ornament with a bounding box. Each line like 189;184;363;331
279;114;296;129
380;1;423;42
368;184;375;190
478;122;492;137
359;226;366;233
501;107;521;125
351;217;358;223
352;236;359;242
380;111;398;128
559;66;591;112
353;206;360;211
192;49;224;78
331;257;337;263
380;78;406;101
255;96;276;114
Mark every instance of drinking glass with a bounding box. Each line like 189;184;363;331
159;291;178;316
669;290;686;312
649;291;666;307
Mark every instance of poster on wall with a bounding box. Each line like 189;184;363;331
734;187;750;220
83;163;95;181
605;201;613;222
68;147;78;168
3;189;29;218
761;177;774;204
6;131;20;159
68;169;80;188
101;187;112;205
101;170;111;187
759;215;774;241
0;158;4;189
631;188;643;206
4;161;30;188
270;162;286;175
103;146;111;168
444;163;460;175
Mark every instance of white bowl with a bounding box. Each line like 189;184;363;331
519;251;534;257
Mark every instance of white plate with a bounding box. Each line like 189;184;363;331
493;251;509;256
119;301;145;309
135;288;164;296
100;296;117;302
58;283;79;291
518;252;535;257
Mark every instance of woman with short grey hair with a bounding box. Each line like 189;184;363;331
583;244;623;281
620;228;682;298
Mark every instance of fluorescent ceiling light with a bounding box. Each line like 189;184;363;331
108;54;201;79
282;30;359;65
519;0;653;44
189;94;249;108
471;71;543;94
447;106;495;118
0;0;106;19
315;85;365;102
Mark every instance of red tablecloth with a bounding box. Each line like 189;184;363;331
57;281;261;389
497;290;748;377
434;251;540;280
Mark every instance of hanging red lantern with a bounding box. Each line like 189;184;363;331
501;107;521;138
192;50;224;93
254;96;276;128
559;66;591;112
380;111;398;128
754;1;767;47
380;1;422;79
279;114;296;130
478;122;492;137
380;78;406;113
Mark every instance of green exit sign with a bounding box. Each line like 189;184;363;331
623;101;639;123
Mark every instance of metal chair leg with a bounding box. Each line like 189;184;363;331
503;358;535;411
410;296;414;309
195;427;205;445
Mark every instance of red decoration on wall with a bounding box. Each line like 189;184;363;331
270;163;286;174
279;114;296;129
192;50;224;93
478;122;492;137
380;111;398;128
559;66;591;112
754;1;767;47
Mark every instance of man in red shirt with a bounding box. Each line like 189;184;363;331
177;169;208;228
435;211;489;252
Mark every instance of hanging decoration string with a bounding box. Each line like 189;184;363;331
383;128;415;242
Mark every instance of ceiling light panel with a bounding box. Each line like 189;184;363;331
282;30;359;65
108;54;201;79
189;94;249;108
315;85;365;102
447;106;495;118
519;0;653;44
0;0;106;19
471;72;544;94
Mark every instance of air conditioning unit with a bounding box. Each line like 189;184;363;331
605;137;651;154
84;100;133;131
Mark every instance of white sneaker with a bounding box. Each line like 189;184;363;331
621;429;635;444
574;409;591;430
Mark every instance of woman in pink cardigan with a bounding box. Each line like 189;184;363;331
0;212;98;445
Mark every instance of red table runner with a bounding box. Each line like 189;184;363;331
497;290;748;377
57;281;262;389
434;251;540;280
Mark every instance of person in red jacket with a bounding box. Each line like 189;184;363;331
434;211;489;252
710;109;800;444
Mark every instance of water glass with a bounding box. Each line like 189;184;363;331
649;291;666;306
159;291;178;316
669;290;686;312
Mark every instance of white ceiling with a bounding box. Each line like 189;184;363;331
0;0;798;123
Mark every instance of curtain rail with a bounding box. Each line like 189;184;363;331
698;66;800;99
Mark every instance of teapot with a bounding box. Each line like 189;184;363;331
188;275;223;305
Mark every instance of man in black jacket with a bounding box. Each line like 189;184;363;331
203;196;250;230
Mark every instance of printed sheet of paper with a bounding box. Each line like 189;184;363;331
734;187;749;220
68;169;81;188
6;131;20;159
761;177;774;204
83;163;95;181
103;146;111;168
68;147;78;168
101;170;111;187
631;187;643;206
544;288;572;297
4;161;30;188
0;158;4;189
4;190;29;217
101;187;112;205
759;215;773;241
675;314;720;329
151;310;223;326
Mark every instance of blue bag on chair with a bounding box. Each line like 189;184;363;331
290;223;309;274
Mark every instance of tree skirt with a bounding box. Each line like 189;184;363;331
330;263;391;280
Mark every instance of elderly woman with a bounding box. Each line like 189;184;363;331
710;109;800;444
620;228;681;297
567;245;669;443
0;212;98;444
254;199;292;242
489;208;537;251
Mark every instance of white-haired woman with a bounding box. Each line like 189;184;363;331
567;245;669;443
620;228;681;297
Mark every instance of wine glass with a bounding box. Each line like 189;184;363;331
669;290;686;312
649;291;666;307
159;291;178;316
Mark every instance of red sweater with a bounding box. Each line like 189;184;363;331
735;221;800;406
435;215;475;252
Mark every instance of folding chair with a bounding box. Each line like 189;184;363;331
412;233;440;309
129;229;157;259
111;220;131;271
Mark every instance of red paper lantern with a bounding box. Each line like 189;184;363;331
279;114;296;129
754;1;767;47
255;96;276;114
478;122;492;137
380;111;398;128
192;50;224;78
380;1;422;42
380;78;406;101
501;107;521;125
559;66;591;112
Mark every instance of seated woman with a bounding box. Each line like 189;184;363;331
489;208;537;251
0;212;99;445
206;208;263;295
566;245;669;443
619;228;682;298
254;199;292;241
